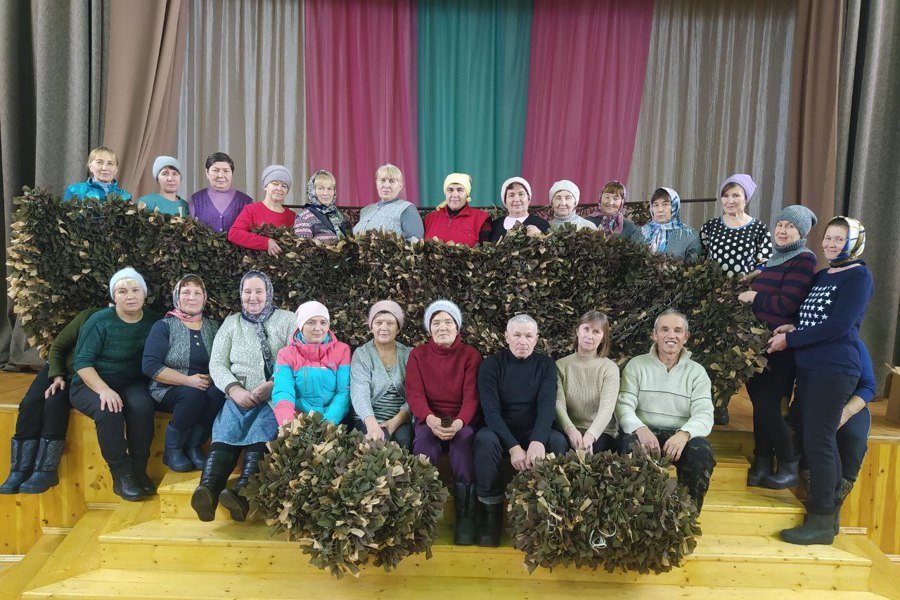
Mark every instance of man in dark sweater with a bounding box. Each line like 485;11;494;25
473;314;567;546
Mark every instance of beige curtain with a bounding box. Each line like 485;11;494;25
627;0;797;230
103;0;189;200
177;0;306;203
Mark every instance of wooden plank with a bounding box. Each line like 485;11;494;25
0;533;64;600
835;534;900;600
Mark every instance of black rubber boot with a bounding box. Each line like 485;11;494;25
475;498;503;547
760;459;799;490
714;405;729;426
185;426;208;471
191;448;237;522
746;451;773;487
219;450;264;522
0;438;39;494
163;425;193;472
781;512;835;545
112;472;149;502
19;438;65;494
453;482;476;546
834;478;854;535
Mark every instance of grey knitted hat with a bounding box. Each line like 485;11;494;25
424;300;462;332
261;164;292;190
152;156;182;180
773;205;817;238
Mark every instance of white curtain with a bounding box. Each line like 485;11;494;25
177;0;306;203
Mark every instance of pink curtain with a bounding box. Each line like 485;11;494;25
304;0;419;206
521;0;654;206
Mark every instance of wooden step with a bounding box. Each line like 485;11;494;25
700;488;805;535
0;533;64;600
95;518;871;590
21;569;891;600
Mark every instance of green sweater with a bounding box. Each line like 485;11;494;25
555;353;620;439
47;308;102;380
615;346;713;439
72;307;160;388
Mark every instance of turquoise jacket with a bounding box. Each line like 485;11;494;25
64;178;132;202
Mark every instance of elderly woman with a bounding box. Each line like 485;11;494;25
0;307;101;494
591;180;639;238
486;177;550;242
191;271;294;522
632;187;701;262
137;156;189;216
406;300;482;545
63;146;132;202
68;268;159;501
738;206;817;488
353;163;424;240
555;311;620;454
228;165;297;256
350;301;413;449
142;275;225;472
188;152;253;233
292;170;352;242
700;174;772;277
548;180;596;231
423;173;491;246
768;217;873;545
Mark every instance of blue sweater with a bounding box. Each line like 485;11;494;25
786;264;873;376
854;340;875;403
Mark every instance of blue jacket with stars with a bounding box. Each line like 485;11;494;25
786;263;873;376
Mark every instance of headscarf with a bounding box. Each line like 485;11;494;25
827;216;866;267
641;187;686;254
436;173;473;210
595;181;626;234
500;177;532;205
305;170;349;239
166;274;206;323
239;270;276;379
765;205;817;268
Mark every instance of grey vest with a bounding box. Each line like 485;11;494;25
353;199;413;236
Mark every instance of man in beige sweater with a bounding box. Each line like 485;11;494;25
615;309;716;510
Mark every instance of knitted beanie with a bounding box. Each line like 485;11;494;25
720;174;757;204
261;164;292;190
773;205;817;238
109;267;147;299
367;300;405;329
424;299;462;332
549;180;580;205
295;300;329;330
152;156;182;180
500;177;532;204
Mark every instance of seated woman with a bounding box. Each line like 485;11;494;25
632;187;701;262
228;165;297;256
69;268;159;501
406;300;482;545
63;146;131;202
0;307;101;494
349;301;413;449
192;271;294;522
700;174;772;277
547;180;596;231
591;180;639;238
486;177;549;242
271;301;351;427
555;311;620;454
142;275;225;472
188;152;253;233
423;173;491;246
292;170;351;243
352;163;424;240
137;156;189;216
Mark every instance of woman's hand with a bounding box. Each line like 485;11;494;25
772;324;796;334
252;381;274;402
525;225;543;238
509;445;528;471
186;373;212;390
44;376;66;399
382;411;409;435
99;388;124;413
738;290;757;303
364;419;386;441
565;426;583;450
767;333;788;353
229;386;258;408
267;239;283;257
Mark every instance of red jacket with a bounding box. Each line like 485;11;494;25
405;336;482;425
228;202;296;251
424;204;491;247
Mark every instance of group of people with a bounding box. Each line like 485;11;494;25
4;146;872;550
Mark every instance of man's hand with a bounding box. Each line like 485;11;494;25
634;426;660;454
663;430;691;461
565;427;583;450
582;433;596;454
99;388;123;413
525;441;546;469
509;445;528;471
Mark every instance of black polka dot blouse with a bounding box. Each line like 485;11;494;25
700;217;773;276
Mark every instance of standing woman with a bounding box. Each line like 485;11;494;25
350;301;413;449
228;165;297;256
69;268;159;501
192;271;294;522
633;187;701;262
591;180;639;239
352;163;424;240
423;173;492;246
486;177;549;242
188;152;253;233
768;217;873;545
137;156;189;216
292;170;352;243
737;206;817;488
142;275;225;472
548;180;596;231
700;174;772;276
555;311;620;454
63;146;131;202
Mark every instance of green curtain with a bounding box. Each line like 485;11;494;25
417;0;532;208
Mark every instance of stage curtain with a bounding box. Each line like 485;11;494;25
521;0;653;206
417;0;532;208
177;0;306;202
305;0;419;206
0;0;109;369
104;0;188;200
627;0;796;229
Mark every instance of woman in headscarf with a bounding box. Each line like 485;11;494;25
591;180;639;238
142;275;225;472
486;177;549;242
632;187;701;262
63;146;131;202
547;180;596;231
767;217;873;545
292;170;352;243
191;271;294;522
228;165;297;256
423;173;491;247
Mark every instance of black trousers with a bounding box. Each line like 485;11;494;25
69;379;155;477
745;350;796;462
619;428;716;511
156;385;226;432
473;427;568;500
13;363;71;440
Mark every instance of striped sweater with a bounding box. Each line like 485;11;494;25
750;253;817;329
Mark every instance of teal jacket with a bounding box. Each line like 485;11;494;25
64;178;132;202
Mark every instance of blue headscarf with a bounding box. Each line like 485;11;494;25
641;187;686;254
